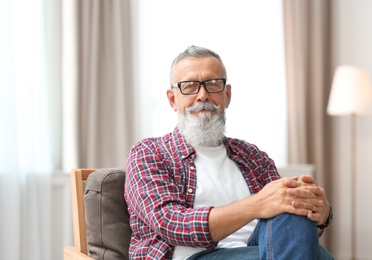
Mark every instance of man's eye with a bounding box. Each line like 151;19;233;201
206;82;218;87
182;82;198;90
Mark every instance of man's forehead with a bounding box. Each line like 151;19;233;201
172;57;223;75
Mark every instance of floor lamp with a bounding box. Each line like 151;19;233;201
327;65;372;260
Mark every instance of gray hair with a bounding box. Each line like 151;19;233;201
170;45;227;82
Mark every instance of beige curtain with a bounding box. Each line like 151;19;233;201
76;0;135;168
282;0;332;186
282;0;333;248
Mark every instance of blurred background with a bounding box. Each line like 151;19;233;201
1;0;372;259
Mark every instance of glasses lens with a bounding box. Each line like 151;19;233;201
205;79;225;93
178;79;226;95
180;81;200;94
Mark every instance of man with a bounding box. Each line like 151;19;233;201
125;46;333;259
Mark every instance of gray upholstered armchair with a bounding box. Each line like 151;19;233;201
63;168;132;260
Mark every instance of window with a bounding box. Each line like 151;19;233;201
135;0;287;166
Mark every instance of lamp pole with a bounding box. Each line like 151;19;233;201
351;113;356;260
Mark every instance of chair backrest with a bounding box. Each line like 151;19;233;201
64;168;131;260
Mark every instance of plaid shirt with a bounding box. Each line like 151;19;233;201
125;127;280;260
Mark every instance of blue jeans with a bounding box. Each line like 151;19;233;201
187;213;333;260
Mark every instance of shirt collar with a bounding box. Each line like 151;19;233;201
171;127;195;160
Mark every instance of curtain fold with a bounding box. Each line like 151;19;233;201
76;0;135;168
0;0;135;258
283;0;332;186
0;0;53;258
282;0;333;248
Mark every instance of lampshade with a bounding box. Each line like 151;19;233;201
327;65;372;115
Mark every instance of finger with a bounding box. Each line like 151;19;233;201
292;199;324;210
307;211;323;223
288;187;318;198
290;176;299;181
288;186;324;197
302;185;325;196
280;176;299;182
300;175;316;184
286;206;310;217
300;181;316;187
284;178;301;188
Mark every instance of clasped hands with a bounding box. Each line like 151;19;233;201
257;176;330;226
284;175;329;225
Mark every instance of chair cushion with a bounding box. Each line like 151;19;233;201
84;168;132;260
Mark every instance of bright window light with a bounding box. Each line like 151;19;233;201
135;0;287;166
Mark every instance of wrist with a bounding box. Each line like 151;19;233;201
317;205;333;229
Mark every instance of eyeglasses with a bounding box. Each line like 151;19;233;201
171;78;226;95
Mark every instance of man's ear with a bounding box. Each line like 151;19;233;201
167;89;177;111
225;84;232;108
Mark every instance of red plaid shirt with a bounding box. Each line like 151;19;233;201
125;127;280;259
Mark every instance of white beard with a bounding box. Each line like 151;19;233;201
177;102;226;147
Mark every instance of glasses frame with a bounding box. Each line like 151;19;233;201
171;78;226;95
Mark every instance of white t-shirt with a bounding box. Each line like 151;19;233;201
172;144;258;259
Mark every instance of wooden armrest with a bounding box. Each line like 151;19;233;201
64;246;95;260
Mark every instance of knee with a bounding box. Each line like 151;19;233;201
274;213;315;226
252;214;320;259
271;213;318;242
254;213;318;246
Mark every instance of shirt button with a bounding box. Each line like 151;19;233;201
188;188;193;194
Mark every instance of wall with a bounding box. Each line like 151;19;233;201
331;0;372;259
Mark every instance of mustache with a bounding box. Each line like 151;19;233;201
186;102;220;113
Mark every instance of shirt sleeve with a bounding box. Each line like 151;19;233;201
125;141;217;249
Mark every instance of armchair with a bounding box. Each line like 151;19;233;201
63;168;131;260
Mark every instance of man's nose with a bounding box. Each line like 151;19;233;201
196;84;210;102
